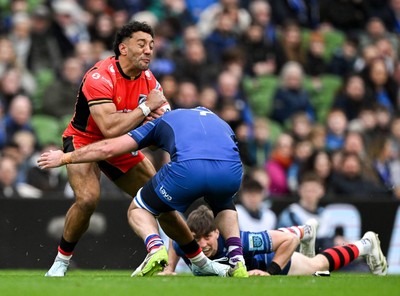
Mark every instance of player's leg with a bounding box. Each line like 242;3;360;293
287;252;324;275
267;230;300;274
127;197;169;277
129;162;229;276
113;156;156;196
205;160;248;277
45;162;101;277
278;218;318;257
289;231;387;276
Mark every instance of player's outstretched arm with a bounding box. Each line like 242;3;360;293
37;134;138;169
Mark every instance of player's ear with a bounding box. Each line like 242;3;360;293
215;229;220;238
119;42;127;56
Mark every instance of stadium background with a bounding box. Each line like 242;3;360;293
1;0;400;275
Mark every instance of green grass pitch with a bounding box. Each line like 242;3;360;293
0;270;398;296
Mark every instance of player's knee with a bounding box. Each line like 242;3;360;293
288;233;300;249
75;192;100;214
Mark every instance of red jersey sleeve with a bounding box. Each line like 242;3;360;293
82;70;114;106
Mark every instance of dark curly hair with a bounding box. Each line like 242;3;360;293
113;21;154;57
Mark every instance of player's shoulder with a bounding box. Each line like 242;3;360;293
83;57;116;87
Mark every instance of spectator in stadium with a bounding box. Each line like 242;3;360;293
196;0;251;40
7;12;32;69
287;139;314;192
235;176;277;231
160;205;387;276
329;34;358;77
248;0;277;47
366;135;400;199
38;106;250;278
0;66;36;112
278;172;325;230
270;61;315;126
362;58;398;113
51;1;90;58
239;23;276;77
204;10;241;64
289;111;313;143
380;0;400;34
173;38;220;90
388;115;400;159
298;149;334;196
353;44;380;75
88;13;116;51
274;20;307;74
0;155;22;199
265;132;294;197
4;94;36;144
325;108;348;152
41;56;84;118
11;130;37;184
28;5;64;75
308;124;327;150
215;70;253;129
246;116;272;168
358;17;399;60
329;152;392;199
332;74;374;121
304;31;328;80
40;21;174;278
170;81;199;109
198;86;218;112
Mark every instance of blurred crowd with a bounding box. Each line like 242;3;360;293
1;0;400;205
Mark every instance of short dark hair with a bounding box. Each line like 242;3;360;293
187;205;216;239
113;21;154;57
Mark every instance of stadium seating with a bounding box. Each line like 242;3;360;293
31;114;63;147
244;75;278;118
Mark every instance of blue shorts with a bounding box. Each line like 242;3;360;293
134;159;243;215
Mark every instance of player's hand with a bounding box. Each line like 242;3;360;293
142;102;171;124
157;268;177;276
37;150;65;169
248;269;270;276
146;89;167;111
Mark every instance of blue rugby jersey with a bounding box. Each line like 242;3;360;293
128;107;241;162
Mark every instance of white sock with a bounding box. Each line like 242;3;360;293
189;252;208;267
57;251;72;261
354;238;372;256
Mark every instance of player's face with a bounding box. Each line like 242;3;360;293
123;31;154;71
193;230;220;258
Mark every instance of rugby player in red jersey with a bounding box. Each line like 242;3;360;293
45;21;178;277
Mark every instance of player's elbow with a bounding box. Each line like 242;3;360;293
101;129;119;139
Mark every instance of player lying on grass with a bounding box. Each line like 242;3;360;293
159;205;388;276
38;107;249;277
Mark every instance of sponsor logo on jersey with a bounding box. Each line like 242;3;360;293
248;233;264;251
145;70;152;80
92;72;101;79
159;185;172;201
101;76;113;88
108;65;115;73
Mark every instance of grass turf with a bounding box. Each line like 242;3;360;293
0;270;398;296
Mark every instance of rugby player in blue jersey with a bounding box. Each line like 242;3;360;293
38;107;249;277
160;205;387;277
